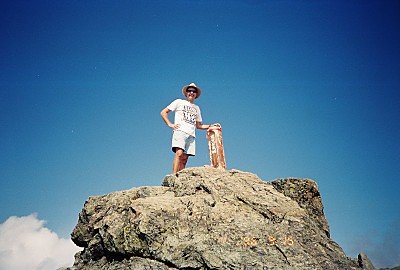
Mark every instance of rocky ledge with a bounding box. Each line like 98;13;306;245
66;167;376;269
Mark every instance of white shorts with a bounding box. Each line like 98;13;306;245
171;130;196;156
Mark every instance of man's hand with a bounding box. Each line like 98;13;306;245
208;123;222;131
169;123;180;130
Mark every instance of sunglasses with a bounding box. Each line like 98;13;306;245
186;89;198;94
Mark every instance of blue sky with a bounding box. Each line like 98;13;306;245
1;0;399;268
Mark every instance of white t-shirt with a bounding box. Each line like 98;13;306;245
167;99;202;137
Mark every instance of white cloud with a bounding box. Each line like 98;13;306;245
0;214;82;270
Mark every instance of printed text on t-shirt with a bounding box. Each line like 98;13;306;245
182;105;197;125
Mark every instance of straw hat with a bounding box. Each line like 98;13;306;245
182;83;202;99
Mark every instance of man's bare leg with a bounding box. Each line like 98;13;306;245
179;153;188;172
173;148;188;174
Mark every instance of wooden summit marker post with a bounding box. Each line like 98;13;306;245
206;124;226;169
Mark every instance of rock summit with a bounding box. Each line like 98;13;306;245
67;167;374;269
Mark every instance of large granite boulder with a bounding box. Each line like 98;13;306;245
67;167;371;269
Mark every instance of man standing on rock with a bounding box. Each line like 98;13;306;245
161;82;212;174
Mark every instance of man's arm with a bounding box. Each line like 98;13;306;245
160;108;178;129
196;121;211;130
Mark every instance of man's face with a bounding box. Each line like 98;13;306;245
186;88;198;101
